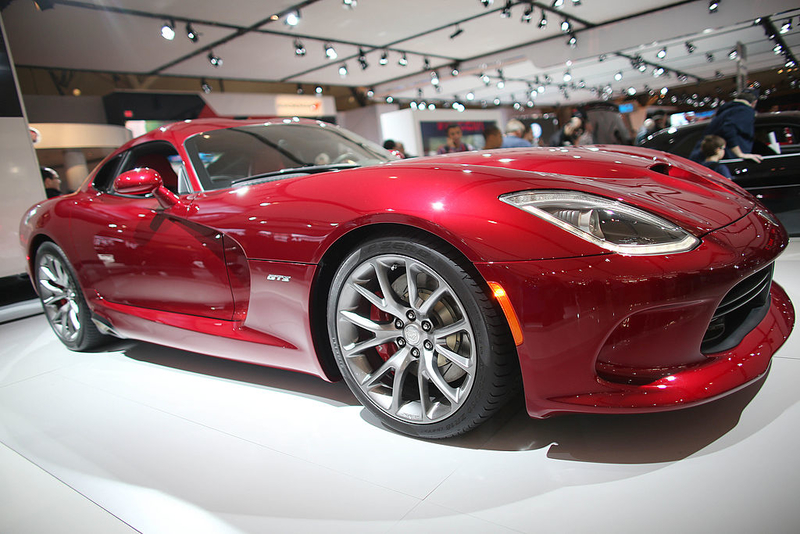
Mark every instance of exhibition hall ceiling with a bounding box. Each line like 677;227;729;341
1;0;798;108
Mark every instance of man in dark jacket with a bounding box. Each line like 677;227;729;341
690;89;762;164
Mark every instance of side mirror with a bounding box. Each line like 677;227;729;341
113;167;183;211
114;167;162;195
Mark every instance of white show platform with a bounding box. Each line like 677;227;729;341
2;244;800;534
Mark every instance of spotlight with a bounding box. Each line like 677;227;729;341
398;53;408;66
186;23;199;43
522;4;533;23
294;39;306;56
706;52;714;62
451;63;460;76
501;0;512;18
358;49;368;70
494;98;501;106
450;24;464;39
296;83;304;95
780;19;792;34
728;48;738;60
324;43;337;60
538;10;548;29
708;0;718;13
366;88;374;97
653;67;665;77
386;96;394;103
614;71;623;81
379;50;389;65
207;51;222;67
567;33;577;48
561;19;571;33
552;0;564;8
339;64;348;77
481;73;491;85
284;10;300;26
497;79;505;89
480;0;494;7
431;71;440;86
627;87;636;96
598;54;606;62
656;47;667;59
773;43;783;54
685;41;696;54
678;74;688;82
201;78;212;93
563;70;572;82
161;19;176;41
315;86;323;94
571;0;581;5
423;57;431;71
342;0;357;8
466;92;475;100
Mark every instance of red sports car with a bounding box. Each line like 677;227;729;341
20;118;794;438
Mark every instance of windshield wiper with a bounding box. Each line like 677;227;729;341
232;163;360;185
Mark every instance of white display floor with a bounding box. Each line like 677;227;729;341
2;243;800;534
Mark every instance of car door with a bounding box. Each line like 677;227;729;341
721;123;800;235
70;141;237;320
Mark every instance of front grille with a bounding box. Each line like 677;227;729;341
702;265;774;354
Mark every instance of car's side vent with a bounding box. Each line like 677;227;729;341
649;162;671;175
702;264;774;354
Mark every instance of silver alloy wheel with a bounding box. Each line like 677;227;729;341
37;252;82;343
334;254;477;424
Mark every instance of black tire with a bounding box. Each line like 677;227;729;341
34;242;108;351
327;235;519;438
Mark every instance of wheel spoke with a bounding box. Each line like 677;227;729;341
343;328;397;358
405;261;420;310
372;259;404;313
361;347;410;388
434;319;469;340
389;352;413;414
435;343;473;372
417;365;431;422
422;351;460;405
418;285;448;316
339;309;384;334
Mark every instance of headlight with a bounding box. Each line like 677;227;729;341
499;190;699;255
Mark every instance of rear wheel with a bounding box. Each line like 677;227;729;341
327;236;519;438
35;242;107;351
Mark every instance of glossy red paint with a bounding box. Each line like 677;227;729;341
19;118;794;422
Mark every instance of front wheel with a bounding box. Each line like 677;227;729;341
34;242;108;351
327;237;519;438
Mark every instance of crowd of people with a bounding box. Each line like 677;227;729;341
382;87;763;182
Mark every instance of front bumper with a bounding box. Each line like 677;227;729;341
476;208;794;417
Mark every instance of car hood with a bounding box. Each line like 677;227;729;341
387;145;756;236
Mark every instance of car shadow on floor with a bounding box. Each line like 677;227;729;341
116;338;775;464
117;339;360;408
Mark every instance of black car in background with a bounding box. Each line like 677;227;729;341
642;112;800;235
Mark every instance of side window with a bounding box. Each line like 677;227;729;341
109;142;189;195
92;154;123;192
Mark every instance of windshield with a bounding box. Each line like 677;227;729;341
185;122;394;190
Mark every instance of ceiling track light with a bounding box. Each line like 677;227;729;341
708;1;719;13
161;19;176;41
614;71;623;81
284;9;300;26
379;50;388;65
571;0;581;5
780;19;792;34
366;87;374;97
561;19;571;33
431;71;440;86
656;47;667;59
339;63;348;77
294;39;306;56
480;0;494;8
728;48;738;60
186;22;199;43
398;52;408;66
685;41;696;54
358;48;368;70
552;0;564;9
342;0;357;8
201;78;212;94
423;57;431;71
567;33;577;47
450;24;464;39
315;85;323;94
538;10;548;29
324;43;337;60
451;63;460;76
522;3;533;23
706;52;714;62
501;0;512;18
296;83;304;95
207;51;222;67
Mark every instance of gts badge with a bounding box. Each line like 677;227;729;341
267;274;292;282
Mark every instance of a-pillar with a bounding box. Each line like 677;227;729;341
63;148;88;192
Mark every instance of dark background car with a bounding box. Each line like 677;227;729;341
642;112;800;235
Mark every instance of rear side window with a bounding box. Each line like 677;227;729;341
753;124;800;155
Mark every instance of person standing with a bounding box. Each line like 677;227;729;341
437;124;474;154
482;125;503;149
690;89;762;164
549;116;583;146
41;167;62;198
501;119;532;148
